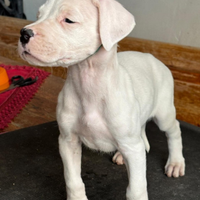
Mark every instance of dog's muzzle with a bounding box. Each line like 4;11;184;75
20;28;34;45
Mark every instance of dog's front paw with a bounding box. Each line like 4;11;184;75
112;151;124;165
67;196;88;200
67;198;88;200
126;188;148;200
67;183;88;200
165;158;185;178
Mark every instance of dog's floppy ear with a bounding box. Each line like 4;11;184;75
94;0;136;51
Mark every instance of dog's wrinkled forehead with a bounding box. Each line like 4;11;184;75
37;0;96;22
38;0;66;19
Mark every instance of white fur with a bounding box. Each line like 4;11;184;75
18;0;185;199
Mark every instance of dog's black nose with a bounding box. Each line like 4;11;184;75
20;28;34;45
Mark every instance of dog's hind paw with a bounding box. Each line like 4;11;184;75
165;158;185;178
112;151;124;165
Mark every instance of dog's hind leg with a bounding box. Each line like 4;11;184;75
112;150;124;165
141;124;150;153
154;104;185;178
112;125;150;165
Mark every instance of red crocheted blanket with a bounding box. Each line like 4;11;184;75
0;64;50;130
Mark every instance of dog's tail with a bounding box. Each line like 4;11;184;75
142;132;150;153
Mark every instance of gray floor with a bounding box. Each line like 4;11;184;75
0;121;199;200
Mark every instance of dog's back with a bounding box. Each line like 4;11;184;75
117;51;174;124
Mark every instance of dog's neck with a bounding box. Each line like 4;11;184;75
86;44;103;59
67;44;119;98
79;44;118;70
67;44;118;80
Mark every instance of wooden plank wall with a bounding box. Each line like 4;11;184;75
0;16;199;127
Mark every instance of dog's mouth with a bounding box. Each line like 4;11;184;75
23;51;39;61
18;39;51;65
18;40;72;67
21;49;70;67
23;50;39;60
23;50;32;57
21;50;48;65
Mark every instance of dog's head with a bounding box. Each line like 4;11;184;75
18;0;135;67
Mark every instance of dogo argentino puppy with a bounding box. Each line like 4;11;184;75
18;0;185;199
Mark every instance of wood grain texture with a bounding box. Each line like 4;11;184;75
118;37;200;73
0;16;199;129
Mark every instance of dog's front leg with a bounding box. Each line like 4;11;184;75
59;131;87;200
119;137;148;200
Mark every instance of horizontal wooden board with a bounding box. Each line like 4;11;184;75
118;37;200;73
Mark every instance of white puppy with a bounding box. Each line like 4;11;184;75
18;0;185;199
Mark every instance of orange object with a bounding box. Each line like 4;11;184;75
0;67;9;91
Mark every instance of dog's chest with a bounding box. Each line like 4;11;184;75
77;107;116;152
72;66;117;152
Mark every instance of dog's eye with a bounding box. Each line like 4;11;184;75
65;18;75;24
